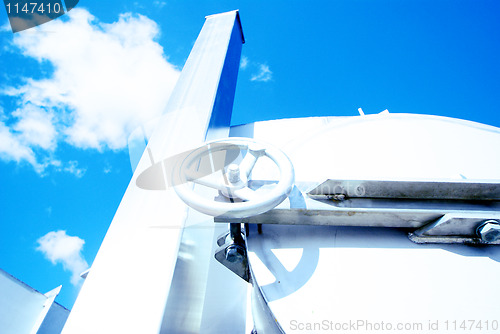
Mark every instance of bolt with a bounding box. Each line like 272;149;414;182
477;220;500;243
355;185;365;196
227;164;241;183
332;194;346;201
225;243;246;263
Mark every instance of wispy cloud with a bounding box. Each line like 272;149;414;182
36;230;89;285
0;21;10;32
62;160;86;178
153;0;167;8
240;56;273;82
0;103;58;173
251;63;273;82
0;121;43;172
240;55;248;70
1;8;180;174
103;162;112;174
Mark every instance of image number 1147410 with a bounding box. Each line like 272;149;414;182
6;1;63;14
2;0;79;32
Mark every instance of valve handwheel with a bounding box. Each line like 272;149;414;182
173;137;295;219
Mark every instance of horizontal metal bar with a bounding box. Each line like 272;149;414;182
308;179;500;201
408;234;500;245
215;195;500;229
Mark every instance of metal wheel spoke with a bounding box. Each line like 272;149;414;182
233;187;258;201
187;171;225;191
239;144;266;178
239;154;258;178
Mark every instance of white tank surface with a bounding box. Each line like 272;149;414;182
231;113;500;182
229;113;500;333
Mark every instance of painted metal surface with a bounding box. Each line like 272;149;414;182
63;11;244;334
0;269;69;334
243;114;500;333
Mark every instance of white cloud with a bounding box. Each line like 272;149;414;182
251;63;272;82
240;55;248;70
0;115;81;175
12;104;57;150
0;120;42;171
0;21;10;32
0;103;57;172
36;230;89;285
62;160;86;178
2;8;180;173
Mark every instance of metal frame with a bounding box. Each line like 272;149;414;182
215;179;500;244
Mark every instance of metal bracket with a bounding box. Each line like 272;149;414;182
214;223;251;282
409;214;500;244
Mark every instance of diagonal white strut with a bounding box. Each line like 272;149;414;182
63;11;244;334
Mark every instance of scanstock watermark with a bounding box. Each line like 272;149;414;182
289;319;500;332
3;0;79;32
290;319;424;332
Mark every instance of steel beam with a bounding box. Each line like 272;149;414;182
309;179;500;200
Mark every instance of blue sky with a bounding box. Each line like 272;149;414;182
0;0;499;309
